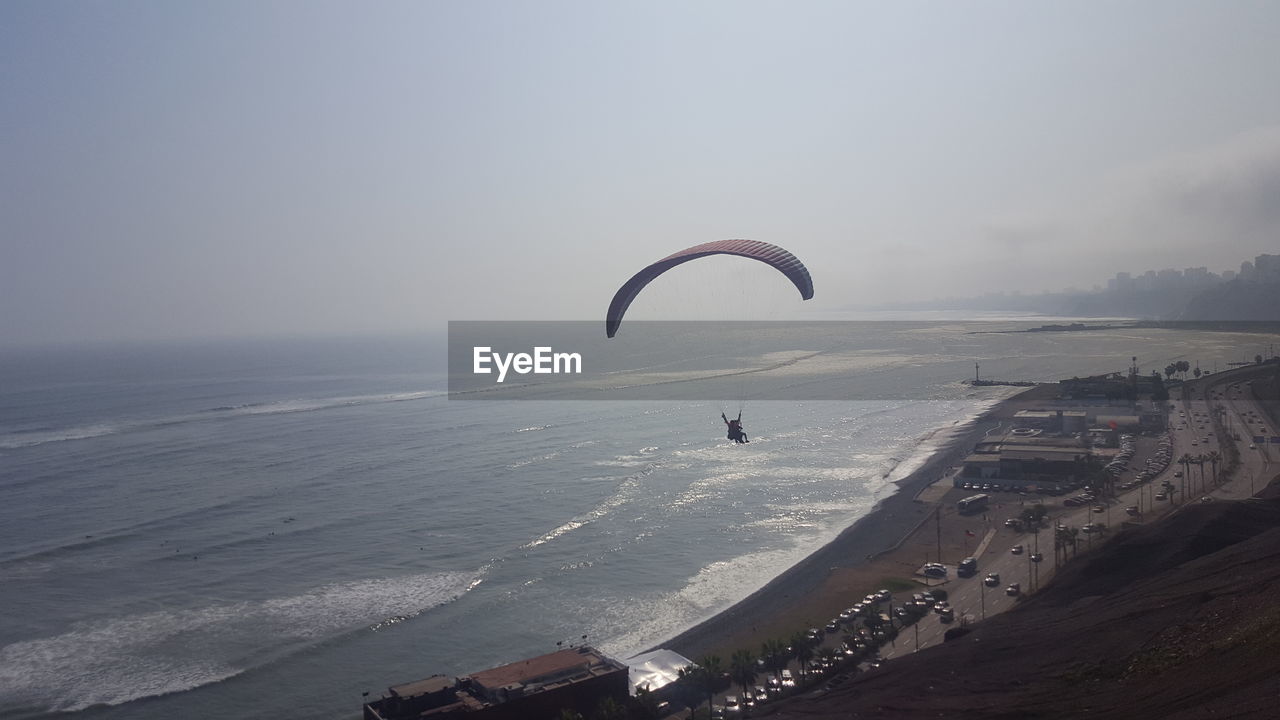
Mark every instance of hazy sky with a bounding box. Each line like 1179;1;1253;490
4;1;1280;345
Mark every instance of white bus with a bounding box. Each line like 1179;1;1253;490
957;494;989;514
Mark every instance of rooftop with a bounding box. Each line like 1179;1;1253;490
467;647;623;692
388;675;453;699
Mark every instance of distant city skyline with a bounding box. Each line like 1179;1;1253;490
1103;252;1279;295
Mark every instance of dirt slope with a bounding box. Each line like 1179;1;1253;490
761;495;1280;719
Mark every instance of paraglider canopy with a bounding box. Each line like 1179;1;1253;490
605;239;814;338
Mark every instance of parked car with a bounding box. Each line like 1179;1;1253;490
1006;583;1021;596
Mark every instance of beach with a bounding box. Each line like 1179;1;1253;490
662;384;1056;661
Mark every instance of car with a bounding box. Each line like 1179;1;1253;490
1030;552;1043;563
1093;505;1105;513
754;686;769;704
781;669;795;686
1004;518;1022;528
1156;492;1167;501
826;619;839;632
923;565;947;578
767;675;782;690
984;573;1000;586
725;695;741;712
1125;506;1139;516
1250;444;1257;449
876;589;891;602
939;607;955;622
1006;583;1021;596
1011;544;1024;555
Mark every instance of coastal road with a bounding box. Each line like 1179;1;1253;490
885;371;1276;660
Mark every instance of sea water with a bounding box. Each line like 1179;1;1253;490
0;322;1273;719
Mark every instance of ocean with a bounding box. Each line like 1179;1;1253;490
1;321;1274;719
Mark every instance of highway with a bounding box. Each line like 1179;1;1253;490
700;367;1275;714
883;369;1275;659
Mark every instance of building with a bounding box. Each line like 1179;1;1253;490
1241;260;1256;282
363;647;630;720
958;431;1093;491
1256;253;1280;282
1013;409;1086;433
624;648;693;702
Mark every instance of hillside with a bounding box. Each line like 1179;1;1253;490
760;488;1280;719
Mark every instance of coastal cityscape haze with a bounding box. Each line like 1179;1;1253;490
4;1;1280;345
3;3;1280;720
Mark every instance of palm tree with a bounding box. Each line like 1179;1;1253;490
591;697;624;720
1195;454;1208;495
1165;363;1177;380
1019;504;1047;530
678;655;721;720
818;646;841;673
1054;525;1074;564
790;630;815;685
760;638;789;682
1179;453;1194;504
1207;450;1221;487
729;650;757;713
632;685;660;720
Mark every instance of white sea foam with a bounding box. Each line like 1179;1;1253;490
522;467;656;549
596;542;837;659
0;570;481;713
506;451;563;469
0;423;120;449
0;392;440;450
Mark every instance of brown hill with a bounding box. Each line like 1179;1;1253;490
761;492;1280;719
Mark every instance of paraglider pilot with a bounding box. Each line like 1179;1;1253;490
722;411;749;443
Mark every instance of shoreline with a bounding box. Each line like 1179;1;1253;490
658;386;1044;661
